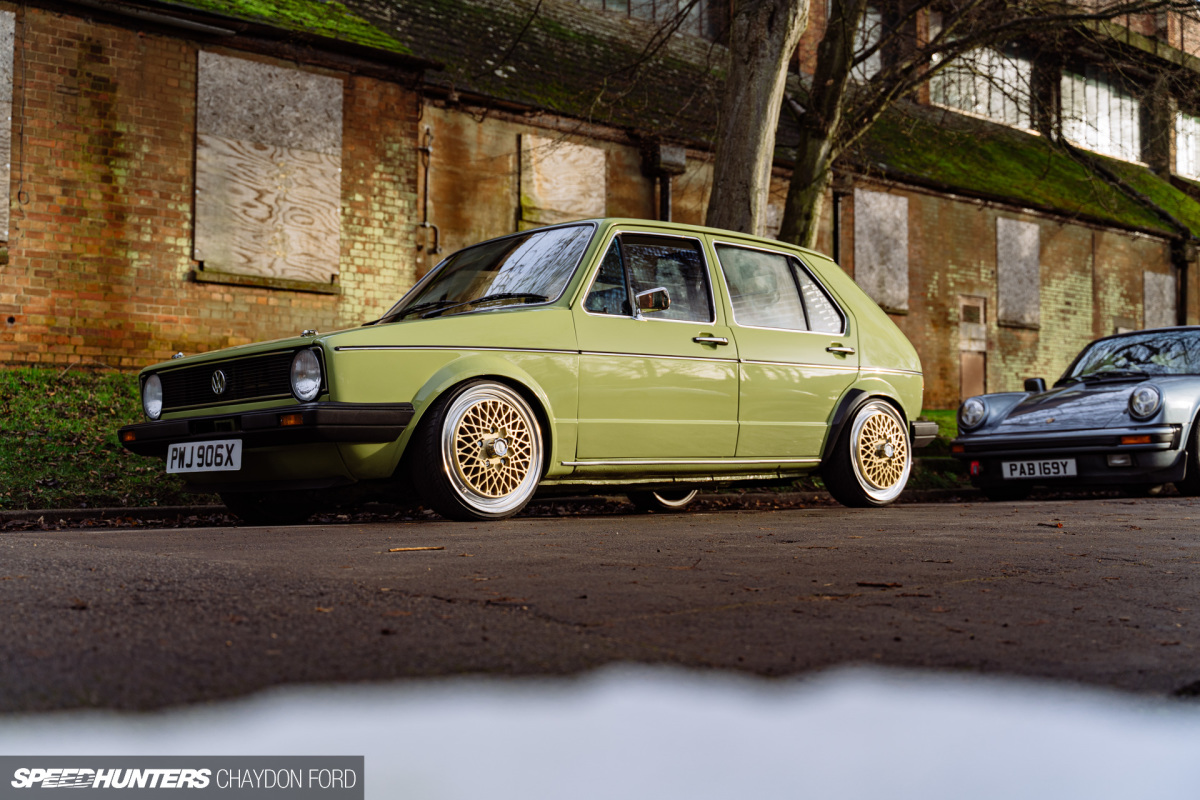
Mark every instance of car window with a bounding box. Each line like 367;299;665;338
380;224;593;322
793;264;844;333
584;242;631;316
716;245;807;330
1063;329;1200;379
585;234;714;323
715;244;845;334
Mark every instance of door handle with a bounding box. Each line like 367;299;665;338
826;345;855;356
693;336;729;346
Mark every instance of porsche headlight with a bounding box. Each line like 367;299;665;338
291;349;323;402
959;397;987;430
1129;385;1162;420
142;374;163;420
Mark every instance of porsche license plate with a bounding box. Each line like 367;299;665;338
1001;458;1076;480
166;440;242;473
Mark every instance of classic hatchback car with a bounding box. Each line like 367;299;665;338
951;326;1200;500
119;219;935;523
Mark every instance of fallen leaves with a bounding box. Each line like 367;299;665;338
388;546;444;553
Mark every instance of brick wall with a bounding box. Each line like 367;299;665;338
875;181;1175;409
0;6;420;368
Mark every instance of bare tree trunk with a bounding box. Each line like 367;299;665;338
705;0;809;236
778;0;869;248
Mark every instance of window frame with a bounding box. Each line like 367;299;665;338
581;231;718;326
711;240;848;337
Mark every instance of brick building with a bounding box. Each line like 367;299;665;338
2;0;1200;410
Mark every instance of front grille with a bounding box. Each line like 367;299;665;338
159;351;296;411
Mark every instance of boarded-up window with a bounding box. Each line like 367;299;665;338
996;218;1040;328
853;188;908;311
519;135;606;229
1177;112;1200;180
194;52;343;284
1144;271;1176;329
0;11;13;240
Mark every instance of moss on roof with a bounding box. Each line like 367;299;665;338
854;105;1200;238
166;0;411;54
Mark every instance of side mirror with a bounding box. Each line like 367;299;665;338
635;287;671;314
1024;377;1046;393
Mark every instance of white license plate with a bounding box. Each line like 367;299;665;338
166;440;242;474
1001;458;1077;480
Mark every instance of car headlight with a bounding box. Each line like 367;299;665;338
1128;385;1162;420
291;348;322;402
959;397;987;430
142;374;163;420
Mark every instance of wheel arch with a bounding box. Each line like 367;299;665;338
821;384;910;465
394;354;559;478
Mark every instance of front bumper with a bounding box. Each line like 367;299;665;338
118;402;415;458
950;424;1185;486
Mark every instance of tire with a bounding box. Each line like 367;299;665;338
822;399;912;508
220;490;319;526
982;484;1032;502
1174;417;1200;497
411;381;545;521
628;488;699;513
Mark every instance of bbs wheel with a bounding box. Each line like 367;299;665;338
412;381;544;521
628;488;699;513
822;399;912;508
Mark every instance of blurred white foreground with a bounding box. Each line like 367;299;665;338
2;666;1199;799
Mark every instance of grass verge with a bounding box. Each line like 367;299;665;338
0;367;215;510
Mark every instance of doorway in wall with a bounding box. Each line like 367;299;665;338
959;296;987;401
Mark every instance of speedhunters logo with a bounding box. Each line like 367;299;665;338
11;768;211;789
0;758;362;798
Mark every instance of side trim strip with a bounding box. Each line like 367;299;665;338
561;457;821;467
865;366;923;376
743;359;858;372
335;345;577;355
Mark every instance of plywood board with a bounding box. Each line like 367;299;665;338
0;11;14;239
197;51;342;153
194;134;341;283
853;188;909;311
520;134;606;226
997;217;1040;327
1143;270;1176;329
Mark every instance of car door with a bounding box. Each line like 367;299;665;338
712;240;859;458
572;230;739;460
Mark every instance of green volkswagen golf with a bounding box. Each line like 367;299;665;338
119;219;935;523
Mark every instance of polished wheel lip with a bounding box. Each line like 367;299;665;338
850;401;911;503
440;384;543;515
650;489;698;509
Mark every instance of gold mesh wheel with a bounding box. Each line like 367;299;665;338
451;396;535;497
437;383;544;517
854;408;909;490
845;400;911;504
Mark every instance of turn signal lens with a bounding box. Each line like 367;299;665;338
279;413;304;427
291;348;322;402
1120;435;1152;445
120;430;136;443
143;374;163;420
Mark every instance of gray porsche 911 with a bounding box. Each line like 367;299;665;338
951;327;1200;500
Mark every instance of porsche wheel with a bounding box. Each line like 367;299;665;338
822;400;912;508
628;488;699;513
412;381;544;521
1175;417;1200;497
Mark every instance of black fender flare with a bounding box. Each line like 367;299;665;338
820;389;909;466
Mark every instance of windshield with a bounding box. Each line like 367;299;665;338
1060;329;1200;383
379;225;594;323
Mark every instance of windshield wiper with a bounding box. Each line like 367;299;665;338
389;299;461;321
1073;369;1150;383
421;293;548;319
